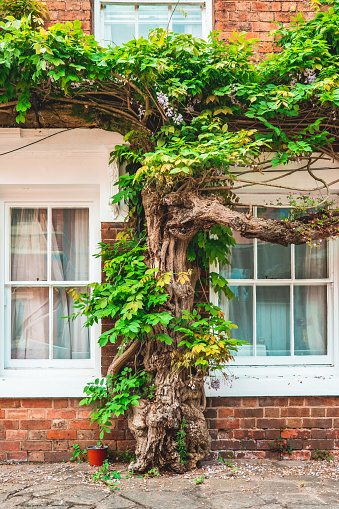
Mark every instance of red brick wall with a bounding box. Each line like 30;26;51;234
2;396;339;462
44;0;92;33
0;398;133;462
43;0;318;53
205;396;339;461
214;0;314;52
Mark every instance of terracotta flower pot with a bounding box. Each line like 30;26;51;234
87;446;108;466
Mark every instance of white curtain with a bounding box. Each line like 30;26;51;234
11;287;49;359
220;230;254;280
294;243;327;355
11;209;49;359
52;287;90;360
51;209;89;281
219;236;327;357
11;208;47;282
256;286;290;356
51;209;90;359
219;285;253;356
11;208;90;360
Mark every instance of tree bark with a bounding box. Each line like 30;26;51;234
128;192;210;472
166;191;338;246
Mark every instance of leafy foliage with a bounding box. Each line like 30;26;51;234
171;304;243;372
0;0;49;28
193;475;205;484
80;368;154;439
70;443;87;463
311;448;334;461
176;418;189;464
269;428;293;458
187;224;236;300
70;232;173;349
111;448;136;464
3;10;339;201
132;119;265;191
92;460;121;490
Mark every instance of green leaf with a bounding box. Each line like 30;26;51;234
155;333;173;345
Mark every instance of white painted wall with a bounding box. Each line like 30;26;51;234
0;128;125;397
0;128;127;223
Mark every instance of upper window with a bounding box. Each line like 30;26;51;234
6;205;91;365
96;1;209;47
216;207;333;365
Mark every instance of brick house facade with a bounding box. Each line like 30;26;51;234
43;0;314;50
1;1;339;463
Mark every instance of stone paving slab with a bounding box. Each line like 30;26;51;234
1;459;339;508
96;494;141;508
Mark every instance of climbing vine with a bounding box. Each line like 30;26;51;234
3;0;339;472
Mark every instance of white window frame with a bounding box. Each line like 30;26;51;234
208;196;339;397
211;207;334;366
94;0;213;46
5;202;95;369
0;190;102;397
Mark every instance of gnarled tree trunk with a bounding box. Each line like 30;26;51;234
128;190;210;472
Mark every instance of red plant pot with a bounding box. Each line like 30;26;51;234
87;446;108;466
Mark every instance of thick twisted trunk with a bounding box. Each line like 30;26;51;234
128;368;209;472
128;191;210;472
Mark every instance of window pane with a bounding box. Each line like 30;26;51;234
11;287;49;359
256;286;290;356
51;209;89;281
295;243;328;279
172;5;202;37
53;288;90;359
103;4;135;46
294;286;327;355
138;5;168;38
257;242;291;279
220;230;254;279
220;286;253;356
11;208;47;282
257;208;291;279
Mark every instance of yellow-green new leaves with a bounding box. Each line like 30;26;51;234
170;304;244;373
176;271;192;285
131;119;265;191
156;272;172;288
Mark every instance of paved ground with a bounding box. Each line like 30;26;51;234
1;459;339;508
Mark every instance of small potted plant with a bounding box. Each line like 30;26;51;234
79;370;153;467
79;377;113;467
87;441;108;467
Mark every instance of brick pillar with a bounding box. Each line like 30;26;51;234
214;1;315;53
44;0;92;33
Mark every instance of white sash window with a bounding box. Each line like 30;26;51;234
208;204;339;396
214;207;333;366
4;203;96;370
95;0;212;47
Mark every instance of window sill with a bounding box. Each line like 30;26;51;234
0;369;100;398
205;364;339;397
